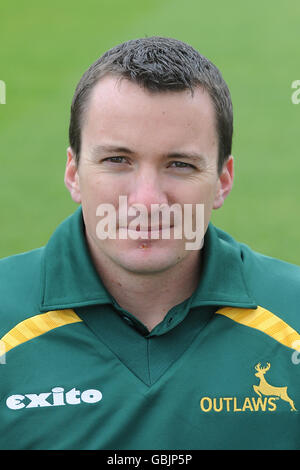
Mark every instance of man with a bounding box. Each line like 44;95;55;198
1;37;300;450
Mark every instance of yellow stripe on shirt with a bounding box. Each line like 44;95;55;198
0;309;82;355
216;306;300;351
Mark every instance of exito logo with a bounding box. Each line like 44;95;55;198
0;80;6;104
199;362;297;413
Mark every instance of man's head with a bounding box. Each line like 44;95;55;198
68;36;233;175
65;37;234;275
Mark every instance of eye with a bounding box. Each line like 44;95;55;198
103;156;129;164
169;161;196;169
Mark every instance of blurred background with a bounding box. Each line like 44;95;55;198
1;0;299;263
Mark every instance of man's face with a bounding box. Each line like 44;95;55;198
65;75;233;274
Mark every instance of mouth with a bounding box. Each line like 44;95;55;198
116;225;175;241
118;225;174;232
135;225;173;232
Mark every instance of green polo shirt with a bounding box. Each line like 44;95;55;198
1;206;300;450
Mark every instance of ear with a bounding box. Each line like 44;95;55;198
64;147;82;204
213;155;234;210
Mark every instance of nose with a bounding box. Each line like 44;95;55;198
127;166;169;211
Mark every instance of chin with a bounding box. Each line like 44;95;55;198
109;241;185;274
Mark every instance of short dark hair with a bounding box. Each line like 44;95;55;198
69;36;233;174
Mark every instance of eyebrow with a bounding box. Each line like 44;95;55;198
90;144;134;157
165;152;207;165
90;144;207;165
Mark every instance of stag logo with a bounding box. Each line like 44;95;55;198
253;363;297;411
199;362;297;413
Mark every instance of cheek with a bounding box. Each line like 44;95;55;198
171;180;217;206
79;172;123;205
177;182;218;226
79;174;128;234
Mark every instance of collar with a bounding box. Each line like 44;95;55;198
190;223;257;309
40;206;112;312
39;206;257;312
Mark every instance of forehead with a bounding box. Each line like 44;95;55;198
81;75;218;155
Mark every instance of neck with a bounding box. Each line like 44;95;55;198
86;237;202;331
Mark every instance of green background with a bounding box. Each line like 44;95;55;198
1;0;299;263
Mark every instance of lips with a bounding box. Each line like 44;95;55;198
135;226;172;231
118;224;173;231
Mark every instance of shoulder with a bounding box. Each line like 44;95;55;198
240;241;300;289
239;240;300;329
212;224;300;334
213;225;300;291
0;248;44;336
